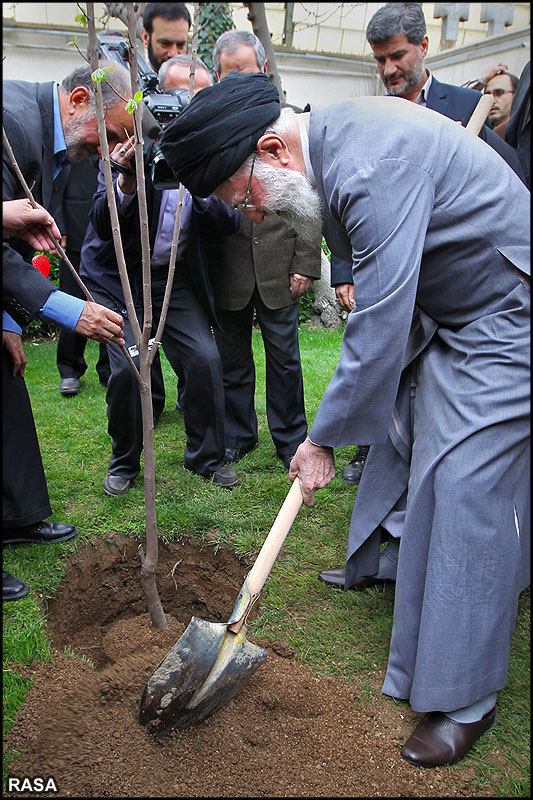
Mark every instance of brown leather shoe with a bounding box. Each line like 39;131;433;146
400;708;496;767
318;566;393;590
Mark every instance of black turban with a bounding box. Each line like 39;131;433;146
159;71;281;197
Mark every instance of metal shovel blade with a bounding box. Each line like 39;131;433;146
139;480;303;736
138;615;267;735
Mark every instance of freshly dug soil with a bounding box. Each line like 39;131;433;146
5;533;490;797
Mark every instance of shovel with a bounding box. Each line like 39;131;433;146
465;92;495;135
139;477;303;735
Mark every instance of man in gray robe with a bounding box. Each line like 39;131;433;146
156;72;530;769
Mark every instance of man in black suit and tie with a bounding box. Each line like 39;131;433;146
505;60;530;189
2;62;133;600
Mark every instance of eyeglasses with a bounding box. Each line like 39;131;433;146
231;154;257;211
483;88;515;98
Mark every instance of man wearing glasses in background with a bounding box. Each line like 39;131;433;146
483;71;519;139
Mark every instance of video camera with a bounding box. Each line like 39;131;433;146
96;30;185;188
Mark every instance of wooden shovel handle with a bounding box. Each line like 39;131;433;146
246;478;303;598
465;93;494;136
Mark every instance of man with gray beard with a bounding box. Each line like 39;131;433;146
3;63;131;599
3;61;134;237
246;152;322;241
158;70;530;769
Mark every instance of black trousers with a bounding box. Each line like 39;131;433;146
56;250;110;384
92;269;225;479
215;288;307;457
2;347;52;528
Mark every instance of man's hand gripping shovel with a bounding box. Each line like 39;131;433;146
139;478;304;735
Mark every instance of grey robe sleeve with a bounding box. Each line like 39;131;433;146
310;158;436;446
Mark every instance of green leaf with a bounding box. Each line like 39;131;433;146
67;35;77;48
74;10;88;27
91;67;114;84
125;98;139;114
134;91;143;103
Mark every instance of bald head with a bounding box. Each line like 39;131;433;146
158;54;212;94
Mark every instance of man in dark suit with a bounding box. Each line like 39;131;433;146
209;30;322;470
2;62;133;600
2;203;125;602
56;157;111;396
334;1;525;312
85;56;241;496
331;2;525;487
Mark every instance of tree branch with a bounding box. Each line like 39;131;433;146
245;2;286;104
125;3;153;353
150;3;200;359
86;2;142;381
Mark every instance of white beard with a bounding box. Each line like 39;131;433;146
253;160;323;241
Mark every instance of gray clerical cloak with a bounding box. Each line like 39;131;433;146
307;97;530;712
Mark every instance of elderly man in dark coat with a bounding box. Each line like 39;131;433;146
3;63;130;600
155;71;530;769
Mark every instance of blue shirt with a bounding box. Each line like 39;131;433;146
2;86;85;335
152;188;192;265
52;82;68;179
3;290;85;335
116;184;192;265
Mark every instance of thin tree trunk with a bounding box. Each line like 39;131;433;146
86;2;203;629
87;2;167;628
125;2;167;629
244;3;285;104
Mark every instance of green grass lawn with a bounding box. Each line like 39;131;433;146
3;329;530;796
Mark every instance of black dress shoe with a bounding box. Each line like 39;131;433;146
210;465;239;488
3;571;30;601
341;446;370;485
3;521;79;546
59;377;81;396
103;473;132;496
341;445;370;486
318;566;393;590
400;708;496;768
223;443;257;465
185;463;240;488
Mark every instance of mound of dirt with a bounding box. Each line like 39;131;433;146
4;534;484;797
